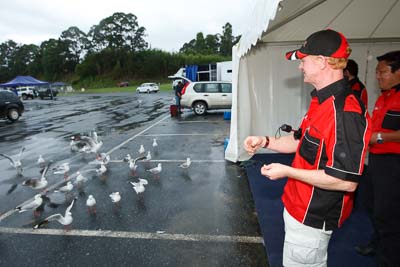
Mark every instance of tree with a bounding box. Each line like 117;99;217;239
40;39;66;80
88;12;148;52
59;26;89;65
219;23;234;56
205;34;220;55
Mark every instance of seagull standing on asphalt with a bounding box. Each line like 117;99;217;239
109;192;121;208
179;157;192;169
74;171;88;194
147;163;162;178
37;155;46;168
0;146;25;175
123;154;132;162
55;181;74;194
15;194;44;217
34;199;75;230
152;138;158;148
86;195;97;215
138;144;145;156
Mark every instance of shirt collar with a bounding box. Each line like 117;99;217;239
310;79;348;104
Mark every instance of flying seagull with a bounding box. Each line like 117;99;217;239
0;146;25;175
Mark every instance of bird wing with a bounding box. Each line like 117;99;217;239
0;153;15;165
66;199;75;214
44;213;63;222
18;146;26;160
132;156;146;166
41;163;51;178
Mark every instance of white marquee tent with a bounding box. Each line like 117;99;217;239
225;0;400;162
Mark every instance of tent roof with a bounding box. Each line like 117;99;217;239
238;0;400;57
0;76;49;87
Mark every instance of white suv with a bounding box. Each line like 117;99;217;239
16;86;37;100
180;81;232;115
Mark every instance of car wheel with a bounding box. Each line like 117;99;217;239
22;94;28;100
193;101;207;115
147;89;150;94
7;108;20;122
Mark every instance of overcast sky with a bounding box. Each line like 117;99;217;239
0;0;255;52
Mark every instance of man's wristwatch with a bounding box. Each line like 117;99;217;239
377;132;384;144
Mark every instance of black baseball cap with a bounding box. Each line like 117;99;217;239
286;29;351;60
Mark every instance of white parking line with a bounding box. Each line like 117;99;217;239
0;227;263;244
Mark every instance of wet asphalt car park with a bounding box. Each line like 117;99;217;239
0;92;268;266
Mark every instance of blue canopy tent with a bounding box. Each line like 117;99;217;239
0;76;49;88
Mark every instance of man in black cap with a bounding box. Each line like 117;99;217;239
244;29;371;266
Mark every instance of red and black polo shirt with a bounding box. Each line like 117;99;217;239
282;79;371;230
348;77;368;109
370;84;400;154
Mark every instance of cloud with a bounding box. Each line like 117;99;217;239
0;0;253;51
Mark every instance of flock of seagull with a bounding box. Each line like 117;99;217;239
0;131;192;230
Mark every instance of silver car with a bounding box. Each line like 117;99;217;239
180;81;232;115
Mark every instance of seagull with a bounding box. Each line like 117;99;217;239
127;155;145;176
123;154;132;162
144;151;152;161
53;162;70;179
22;164;50;190
130;181;146;195
147;163;162;178
152;138;158;148
138;178;148;185
0;146;25;175
15;194;44;217
179;157;191;169
86;195;97;214
96;153;110;165
73;171;88;194
34;199;75;230
37;155;46;168
138;144;145;155
109;192;121;207
71;132;103;154
55;181;73;193
96;164;107;175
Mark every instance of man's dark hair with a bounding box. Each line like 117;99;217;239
344;59;358;76
377;50;400;73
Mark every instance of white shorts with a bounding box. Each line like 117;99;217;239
283;208;333;267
